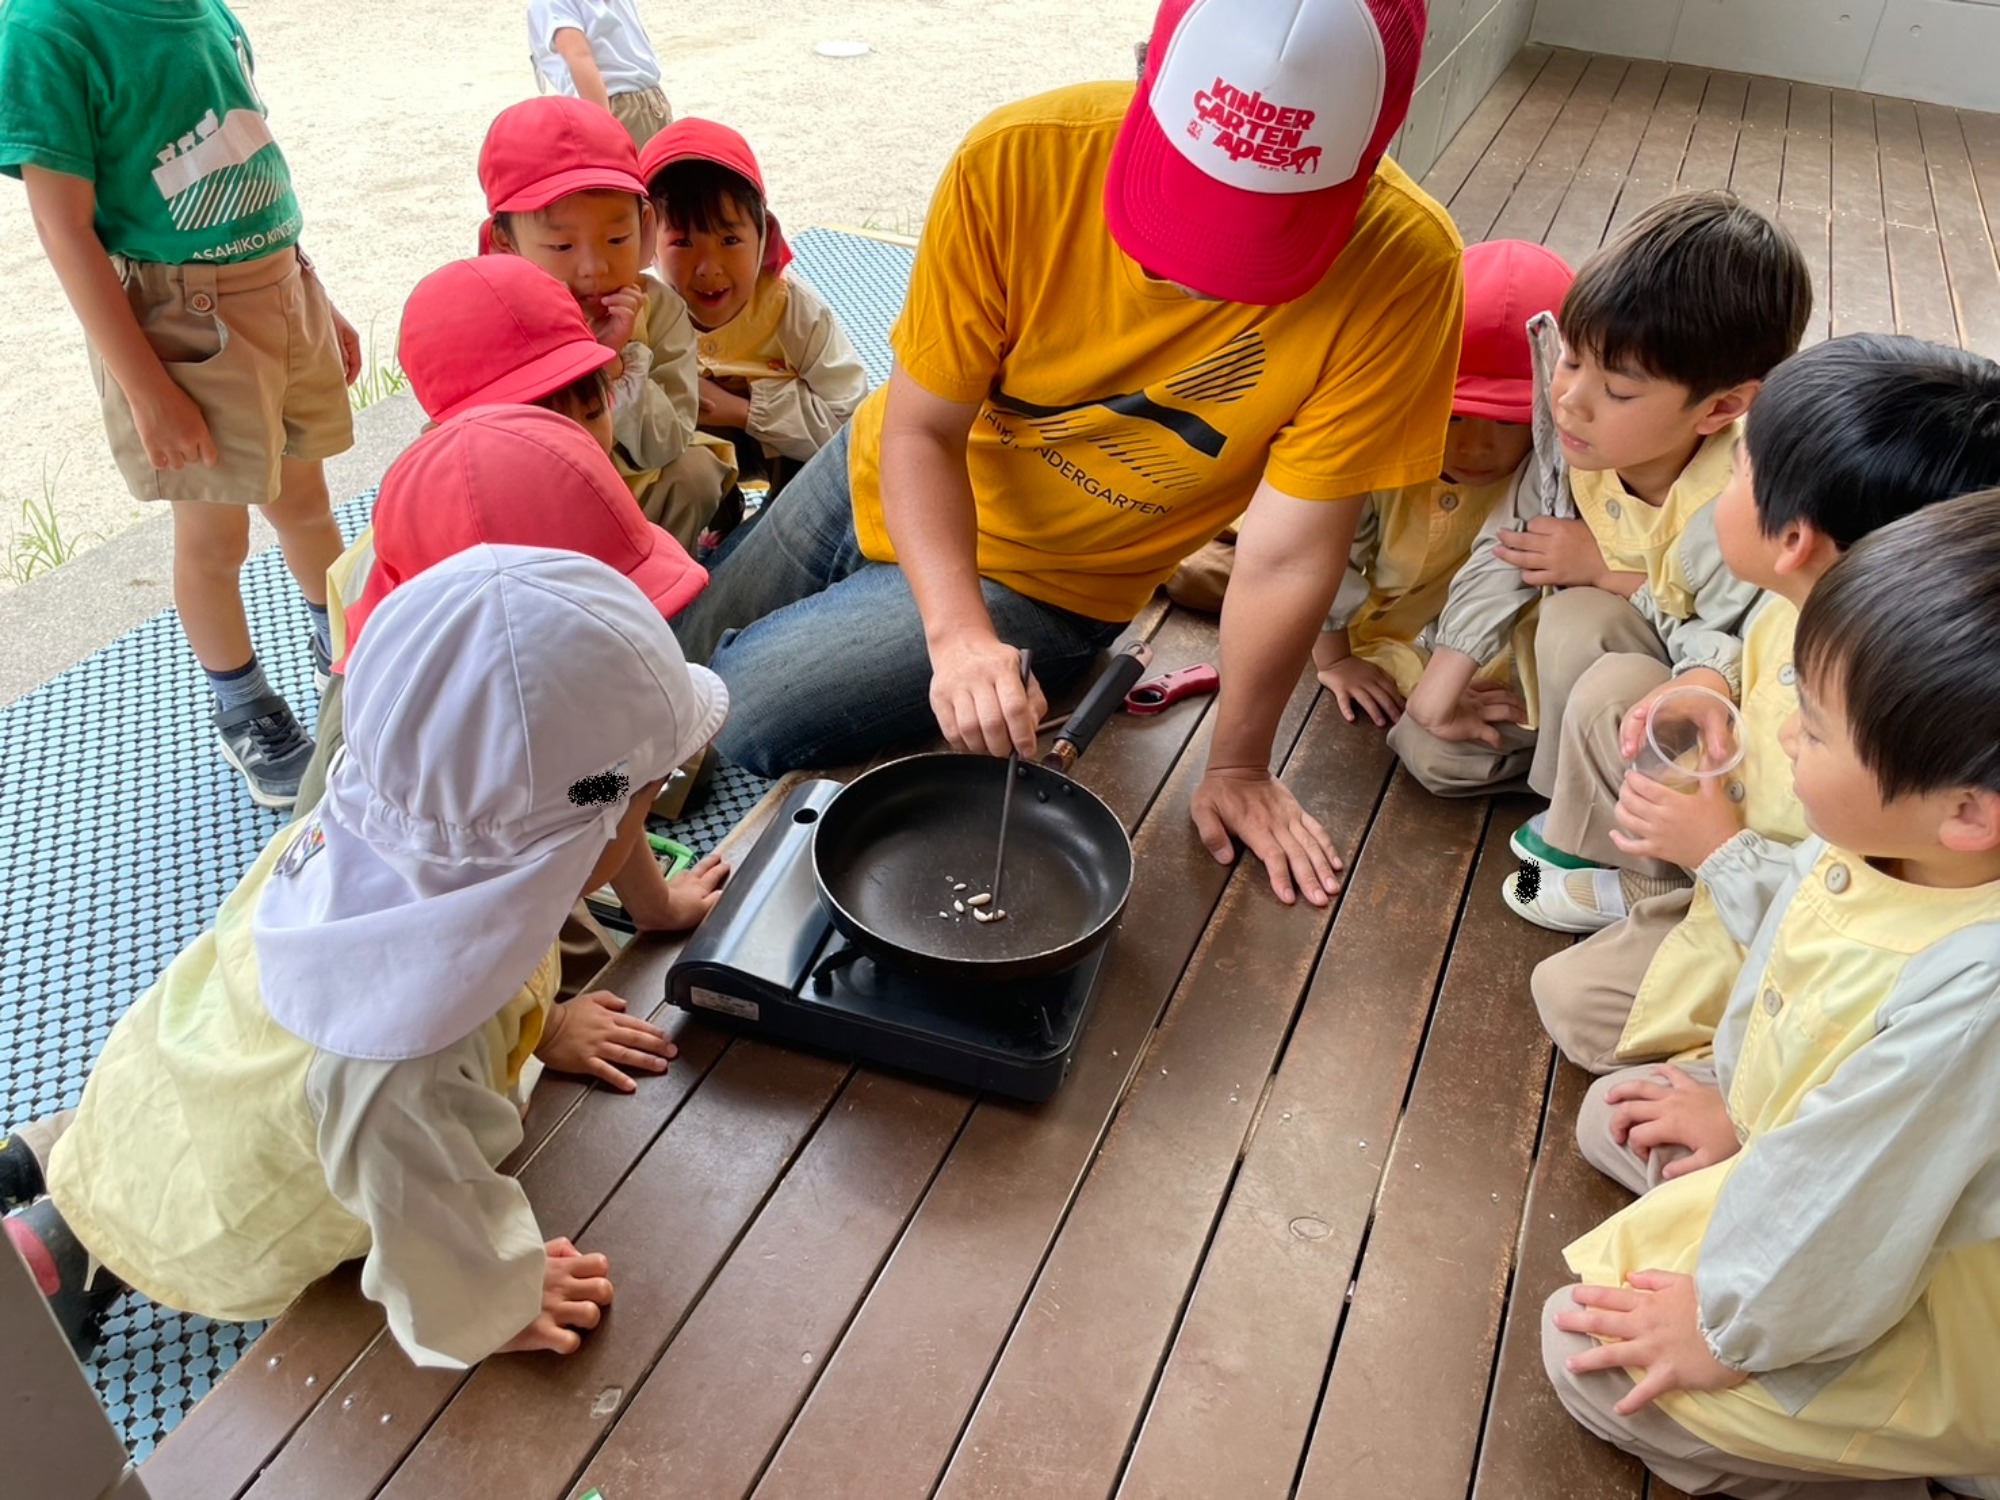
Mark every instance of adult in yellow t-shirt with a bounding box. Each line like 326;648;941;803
674;0;1464;907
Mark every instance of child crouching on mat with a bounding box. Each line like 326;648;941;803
641;119;867;522
1;546;728;1366
1543;490;2000;1499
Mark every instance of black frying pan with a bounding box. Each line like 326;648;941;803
811;643;1152;983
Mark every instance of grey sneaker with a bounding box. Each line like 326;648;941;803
215;694;315;809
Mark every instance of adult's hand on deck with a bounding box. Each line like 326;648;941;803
930;635;1047;760
497;1238;613;1355
1191;767;1342;908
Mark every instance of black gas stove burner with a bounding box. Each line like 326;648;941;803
667;778;1109;1102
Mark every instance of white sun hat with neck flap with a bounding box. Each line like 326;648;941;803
254;544;728;1061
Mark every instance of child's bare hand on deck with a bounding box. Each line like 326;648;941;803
497;1238;613;1355
538;991;677;1092
1316;655;1404;727
1606;1064;1739;1179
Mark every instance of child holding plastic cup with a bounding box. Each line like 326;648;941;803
1625;685;1743;793
1529;334;2000;1074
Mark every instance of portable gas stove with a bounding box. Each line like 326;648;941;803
667;778;1109;1101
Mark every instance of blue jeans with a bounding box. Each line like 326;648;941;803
674;427;1125;776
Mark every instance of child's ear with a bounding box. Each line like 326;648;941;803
638;199;659;263
1771;517;1841;584
489;219;517;255
1693;378;1761;436
1938;788;2000;855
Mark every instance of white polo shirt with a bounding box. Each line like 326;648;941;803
527;0;662;96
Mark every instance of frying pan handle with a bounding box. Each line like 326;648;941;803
1045;640;1152;772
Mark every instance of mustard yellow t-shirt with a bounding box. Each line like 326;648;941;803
846;82;1466;623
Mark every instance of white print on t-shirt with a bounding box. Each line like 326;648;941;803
149;107;285;233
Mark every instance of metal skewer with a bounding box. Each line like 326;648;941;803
988;649;1033;916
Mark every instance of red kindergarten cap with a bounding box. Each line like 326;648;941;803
478;96;648;249
639;118;794;278
1106;0;1425;305
1453;239;1575;423
343;407;707;664
399;258;617;423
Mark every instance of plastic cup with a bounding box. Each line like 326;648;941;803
1630;685;1744;793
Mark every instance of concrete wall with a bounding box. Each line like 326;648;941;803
1392;0;1543;180
1528;0;2000;113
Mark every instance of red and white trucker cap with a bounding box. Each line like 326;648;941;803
1106;0;1426;305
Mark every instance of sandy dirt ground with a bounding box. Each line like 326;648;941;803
0;0;1153;584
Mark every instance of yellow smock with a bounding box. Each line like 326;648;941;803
48;821;558;1367
1568;836;2000;1481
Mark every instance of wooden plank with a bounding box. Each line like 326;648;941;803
1917;104;2000;354
1607;65;1710;235
244;1041;849;1500
1543;60;1670;268
1115;774;1485;1500
751;673;1325;1500
1675;71;1750;193
1779;84;1835;347
1875;96;1960;345
1421;45;1557;208
1469;1059;1648;1499
1293;796;1570;1499
1727;77;1790;219
1829;91;1895;336
139;1267;381;1500
566;1071;970;1498
1488;55;1630;246
1963;107;2000;297
929;707;1396;1500
1448;48;1593;244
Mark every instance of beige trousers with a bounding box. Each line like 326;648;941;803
1384;715;1536;797
634;445;738;551
1527;587;1669;798
608;86;672;149
1532;887;1693;1073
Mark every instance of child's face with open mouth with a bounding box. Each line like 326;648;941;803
660;197;763;330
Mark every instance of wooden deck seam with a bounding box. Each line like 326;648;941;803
1095;750;1405;1500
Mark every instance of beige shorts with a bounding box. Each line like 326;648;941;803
609;86;673;150
89;246;354;507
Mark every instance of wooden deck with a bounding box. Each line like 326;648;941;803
135;48;2000;1500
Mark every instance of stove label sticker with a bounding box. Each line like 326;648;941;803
690;986;761;1022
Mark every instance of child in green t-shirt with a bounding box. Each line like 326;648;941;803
0;0;360;809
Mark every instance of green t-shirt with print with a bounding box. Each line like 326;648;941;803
0;0;302;265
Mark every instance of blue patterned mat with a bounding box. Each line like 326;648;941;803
0;228;912;1458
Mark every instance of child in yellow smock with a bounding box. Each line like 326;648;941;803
1533;333;2000;1071
1543;491;2000;1499
1;547;728;1365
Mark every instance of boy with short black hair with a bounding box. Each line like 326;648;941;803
0;0;363;808
1531;333;2000;1071
1400;192;1810;830
1544;489;2000;1499
641;120;868;507
481;96;736;547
